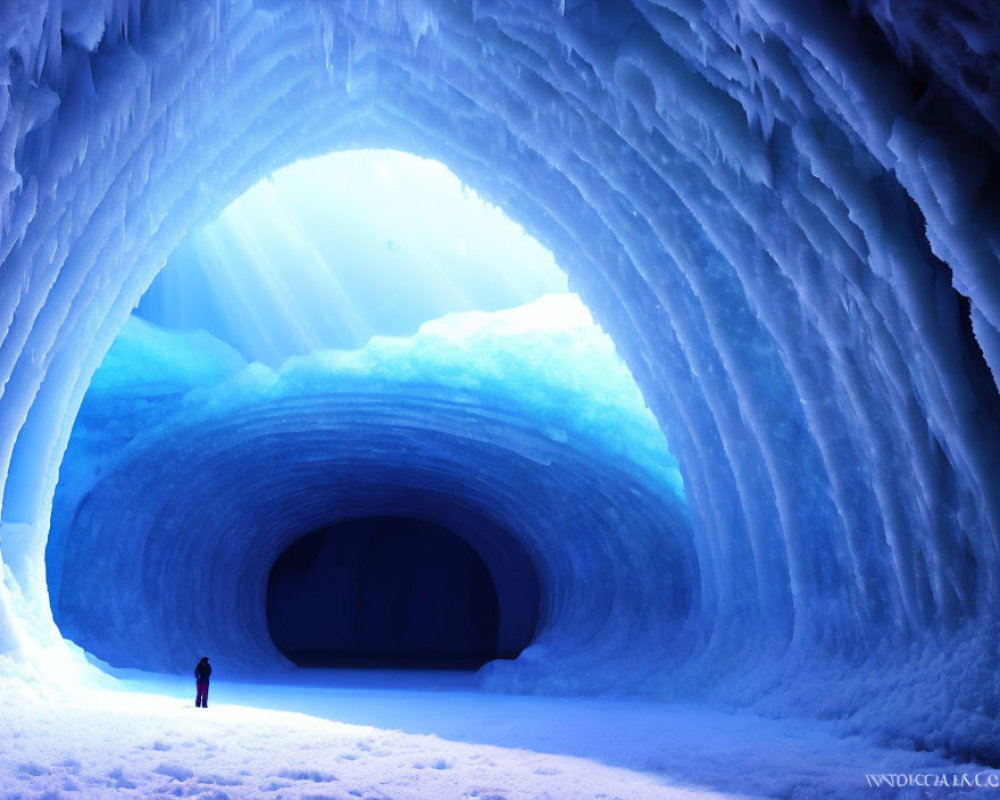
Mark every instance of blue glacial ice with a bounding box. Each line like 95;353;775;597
0;0;998;768
48;295;691;689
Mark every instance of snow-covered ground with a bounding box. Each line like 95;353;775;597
2;668;990;799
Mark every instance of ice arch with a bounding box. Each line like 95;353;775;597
47;303;692;685
53;388;692;684
1;0;999;760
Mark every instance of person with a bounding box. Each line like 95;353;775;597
195;657;212;708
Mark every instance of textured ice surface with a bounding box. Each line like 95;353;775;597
3;671;992;800
1;0;999;767
49;296;691;685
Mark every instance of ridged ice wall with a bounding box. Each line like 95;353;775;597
53;389;694;683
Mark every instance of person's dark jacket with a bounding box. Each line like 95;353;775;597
195;659;212;683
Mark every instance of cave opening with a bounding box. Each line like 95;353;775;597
266;516;538;670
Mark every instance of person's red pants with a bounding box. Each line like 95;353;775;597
195;683;209;708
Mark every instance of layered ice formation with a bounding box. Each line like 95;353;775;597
48;296;691;687
1;0;999;765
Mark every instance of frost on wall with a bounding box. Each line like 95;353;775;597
0;0;999;762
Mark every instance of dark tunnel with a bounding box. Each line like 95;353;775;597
266;516;539;670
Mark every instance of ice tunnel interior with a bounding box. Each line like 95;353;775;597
2;0;1000;765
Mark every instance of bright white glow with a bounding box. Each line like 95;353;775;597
137;150;567;366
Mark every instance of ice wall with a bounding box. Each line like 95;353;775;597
1;0;999;760
48;298;692;686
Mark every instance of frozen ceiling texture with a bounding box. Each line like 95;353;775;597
1;0;999;764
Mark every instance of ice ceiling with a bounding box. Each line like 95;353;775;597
1;0;999;764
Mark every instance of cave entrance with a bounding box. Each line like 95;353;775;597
267;517;533;670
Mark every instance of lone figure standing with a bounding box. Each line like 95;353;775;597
195;657;212;708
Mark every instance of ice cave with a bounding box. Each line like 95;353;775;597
1;1;999;798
